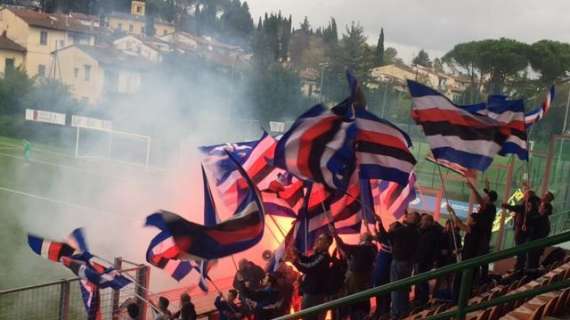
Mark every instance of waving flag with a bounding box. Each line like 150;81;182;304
274;104;357;191
28;229;130;320
146;230;194;281
409;80;525;171
332;71;417;185
201;133;296;217
525;85;555;126
261;178;304;218
145;152;265;261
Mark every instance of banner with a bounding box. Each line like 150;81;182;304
25;109;66;126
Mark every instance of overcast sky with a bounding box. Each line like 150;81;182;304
246;0;570;63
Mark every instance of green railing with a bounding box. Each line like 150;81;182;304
275;230;570;320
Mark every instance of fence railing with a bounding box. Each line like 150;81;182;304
0;261;149;320
275;230;570;320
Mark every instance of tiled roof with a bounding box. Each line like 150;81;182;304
0;34;25;52
8;7;98;34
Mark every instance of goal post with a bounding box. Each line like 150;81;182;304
73;126;152;168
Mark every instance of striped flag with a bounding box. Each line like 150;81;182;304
145;152;266;261
525;85;555;126
409;80;524;171
372;173;417;221
201;133;298;217
146;230;194;281
274;104;357;191
28;229;130;320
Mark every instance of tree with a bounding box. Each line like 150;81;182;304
299;16;311;34
322;18;338;46
375;28;384;66
433;57;444;72
477;38;530;94
0;67;34;115
413;49;432;68
384;47;401;65
528;40;570;84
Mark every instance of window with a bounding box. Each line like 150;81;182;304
38;64;46;77
118;23;123;31
5;58;14;74
163;29;167;36
40;31;48;45
141;26;145;34
58;40;65;49
74;67;79;79
129;24;134;33
84;65;91;81
81;97;89;104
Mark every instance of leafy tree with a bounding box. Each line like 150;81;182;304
384;47;401;65
445;38;529;95
248;63;307;122
25;79;77;114
413;49;432;68
322;18;338;46
375;28;384;66
0;68;34;115
299;16;311;34
433;57;444;72
528;40;570;84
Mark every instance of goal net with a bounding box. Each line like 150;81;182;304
74;126;151;167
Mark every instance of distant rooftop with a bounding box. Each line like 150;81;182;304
0;33;26;52
4;7;98;34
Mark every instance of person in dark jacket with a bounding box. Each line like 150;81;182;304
173;293;196;320
414;214;443;306
525;195;547;274
377;211;420;319
433;220;461;301
372;232;393;318
331;228;377;319
215;289;243;320
291;233;333;320
241;273;284;320
503;184;536;274
233;259;266;292
453;177;497;282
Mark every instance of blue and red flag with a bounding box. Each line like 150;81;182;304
525;85;555;127
145;152;265;261
274;104;357;191
28;229;130;320
409;80;526;171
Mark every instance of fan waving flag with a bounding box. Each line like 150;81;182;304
525;85;555;127
274;104;357;191
145;152;265;261
409;80;523;171
28;229;130;320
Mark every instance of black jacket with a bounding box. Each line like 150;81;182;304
416;224;443;265
293;251;331;295
378;222;420;262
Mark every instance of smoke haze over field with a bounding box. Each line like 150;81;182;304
0;54;285;292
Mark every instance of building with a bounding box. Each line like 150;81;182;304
0;32;26;76
113;34;166;63
0;6;97;78
107;0;175;37
299;67;320;97
158;31;251;69
54;45;149;105
370;63;469;99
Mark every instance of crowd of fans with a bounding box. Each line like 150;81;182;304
144;176;557;320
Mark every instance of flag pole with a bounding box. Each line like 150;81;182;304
267;213;287;238
434;163;461;262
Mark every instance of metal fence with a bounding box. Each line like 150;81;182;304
0;261;150;320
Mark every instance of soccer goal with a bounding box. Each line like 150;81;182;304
74;126;152;168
